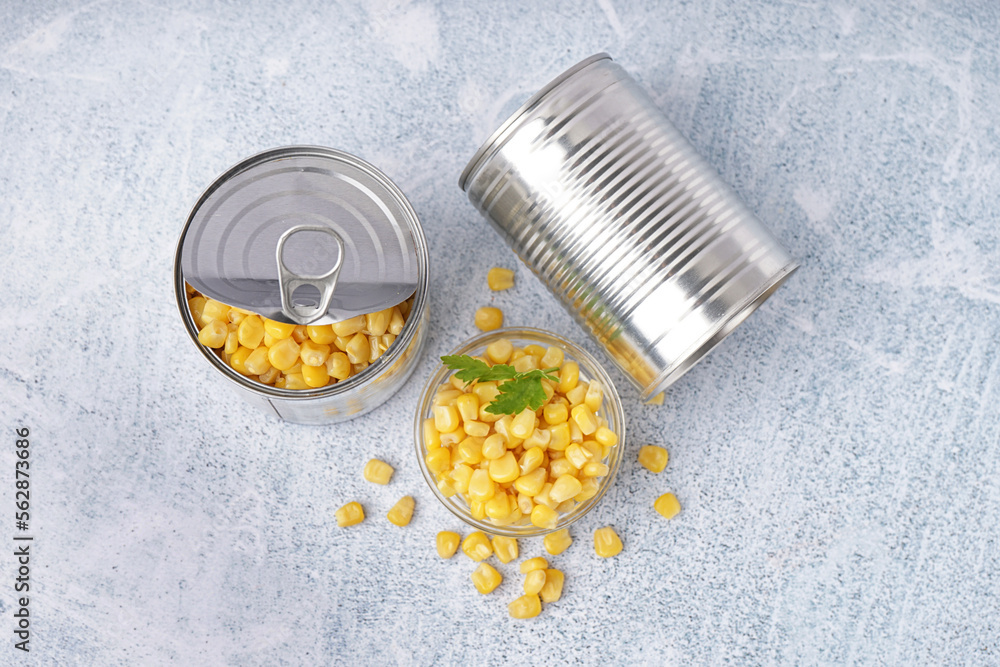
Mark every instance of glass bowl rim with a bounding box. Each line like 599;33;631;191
413;326;626;537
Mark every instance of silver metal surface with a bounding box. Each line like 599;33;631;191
461;54;798;398
174;146;430;425
181;146;420;325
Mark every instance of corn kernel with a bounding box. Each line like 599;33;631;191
469;499;487;521
654;492;681;519
490;506;523;527
244;346;272;375
468;468;495;503
472;562;503;594
540;346;564;369
435;388;462;405
565;443;593;470
530;504;559;529
581;461;610;478
436;478;457;497
290;325;309;344
198;319;228;348
425;447;450;475
332;315;365;337
481;433;507;460
571;404;598;435
519;447;545;476
451;464;473;494
549;475;583;504
539;569;564;603
303;324;334;345
638;445;669;473
472;381;501;405
335;501;364;527
487;267;515;291
489;451;520;484
485;492;512;520
514;468;547;497
573;477;599;503
584;380;604;411
234;315;263;349
646;392;665;405
523;569;546;595
549;423;571;451
188;295;207;327
229;346;253;375
523;428;551;450
558;361;579;393
492;536;519;564
475;306;503;332
345;332;370;365
299;340;331;367
464;420;490;437
594;426;618;448
455;437;484;465
486;338;513;364
510;408;537;440
363;458;394;485
461;531;493;561
436;531;460;558
512;355;538;373
508;594;541;619
543;402;568;425
566;383;588;407
258;365;280;385
517;492;535;515
202;299;230;322
263;318;296;340
333;335;350;351
283;373;309;389
224;328;239;355
534;483;557;510
387;496;414;527
301;364;329;387
268;337;301;371
548;458;578;480
388;307;405;336
326;352;351;380
520;557;548;574
365;307;393;337
594;526;623;558
434;405;460;433
455;393;479;422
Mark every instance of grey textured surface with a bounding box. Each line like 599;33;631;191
1;1;998;665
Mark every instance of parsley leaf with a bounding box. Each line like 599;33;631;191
440;354;560;415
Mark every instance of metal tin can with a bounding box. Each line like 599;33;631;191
174;146;429;424
459;54;798;398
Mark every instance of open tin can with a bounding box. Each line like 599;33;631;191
460;54;798;399
174;146;429;424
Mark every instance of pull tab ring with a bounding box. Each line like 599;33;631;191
276;225;345;325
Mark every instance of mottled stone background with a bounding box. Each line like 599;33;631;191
1;1;998;664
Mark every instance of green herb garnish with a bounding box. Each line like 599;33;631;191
441;354;560;416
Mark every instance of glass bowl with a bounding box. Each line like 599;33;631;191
414;327;625;537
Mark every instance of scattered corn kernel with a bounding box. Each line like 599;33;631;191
387;496;415;527
508;594;542;619
474;306;504;332
472;563;503;594
539;569;564;603
544;528;573;556
436;531;461;558
363;459;395;485
520;557;548;574
654;492;681;519
492;536;519;564
523;568;547;595
638;445;669;473
461;532;493;561
335;501;364;527
593;526;623;558
487;267;515;291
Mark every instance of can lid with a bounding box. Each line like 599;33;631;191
180;146;420;325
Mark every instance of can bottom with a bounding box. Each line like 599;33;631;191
642;262;799;400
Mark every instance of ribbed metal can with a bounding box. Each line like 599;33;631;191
174;146;429;424
459;54;798;398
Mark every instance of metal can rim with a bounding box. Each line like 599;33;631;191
173;145;430;401
457;52;613;192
